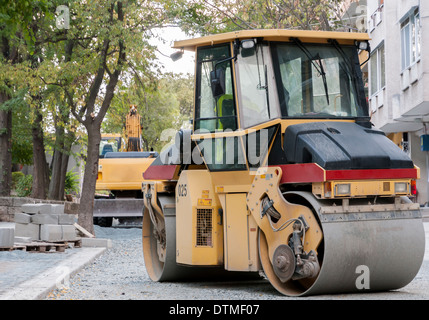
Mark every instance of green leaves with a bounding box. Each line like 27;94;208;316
164;0;343;34
0;0;53;52
104;71;193;152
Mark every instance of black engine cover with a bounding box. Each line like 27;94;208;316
284;122;413;170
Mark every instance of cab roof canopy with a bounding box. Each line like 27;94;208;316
173;29;370;51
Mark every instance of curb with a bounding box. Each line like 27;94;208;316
0;247;106;300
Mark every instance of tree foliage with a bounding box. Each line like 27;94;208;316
103;72;193;152
165;0;345;35
0;0;53;196
33;0;169;233
1;0;169;232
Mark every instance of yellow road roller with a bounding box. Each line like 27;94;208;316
141;29;425;296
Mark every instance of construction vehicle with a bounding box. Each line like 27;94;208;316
99;105;144;156
141;29;425;296
94;105;158;227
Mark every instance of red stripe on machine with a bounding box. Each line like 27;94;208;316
143;165;178;180
325;168;418;181
273;164;418;184
275;163;325;183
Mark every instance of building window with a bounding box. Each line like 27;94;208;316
370;42;385;96
369;1;384;32
401;8;421;70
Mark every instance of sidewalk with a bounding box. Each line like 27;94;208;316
0;228;107;300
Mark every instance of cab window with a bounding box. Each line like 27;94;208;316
236;43;280;128
195;44;237;132
273;43;366;118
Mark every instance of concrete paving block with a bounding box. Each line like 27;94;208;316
14;213;32;224
0;222;15;228
40;224;78;242
81;237;112;248
58;214;76;225
14;236;32;243
31;214;59;225
40;224;62;242
0;225;14;247
21;203;51;214
14;223;40;240
64;202;79;215
50;204;65;215
61;225;78;241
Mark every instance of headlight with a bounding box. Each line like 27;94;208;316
336;183;351;195
395;182;408;193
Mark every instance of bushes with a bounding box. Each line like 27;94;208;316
12;170;80;198
64;171;80;195
12;171;24;189
15;174;33;197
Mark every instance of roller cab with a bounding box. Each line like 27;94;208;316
142;29;425;296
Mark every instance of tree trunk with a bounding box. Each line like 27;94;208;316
60;129;76;197
31;108;49;199
59;153;69;197
48;149;63;200
48;148;71;201
0;92;12;196
49;122;73;200
78;127;101;235
71;2;125;235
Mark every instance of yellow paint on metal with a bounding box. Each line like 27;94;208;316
175;170;224;266
197;198;212;206
210;170;253;192
247;167;323;263
191;119;354;140
173;29;370;51
312;179;414;199
96;157;155;191
223;193;260;272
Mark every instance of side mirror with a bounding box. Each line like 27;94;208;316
355;40;371;66
241;39;256;58
210;68;225;98
170;50;184;62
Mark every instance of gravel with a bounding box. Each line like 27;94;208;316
45;224;429;300
45;225;281;300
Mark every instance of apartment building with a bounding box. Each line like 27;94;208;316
366;0;429;204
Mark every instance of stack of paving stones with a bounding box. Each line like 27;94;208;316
0;223;14;249
0;198;111;250
14;203;77;243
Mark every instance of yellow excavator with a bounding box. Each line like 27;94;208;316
141;29;425;296
94;105;158;227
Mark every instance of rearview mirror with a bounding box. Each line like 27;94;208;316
355;40;370;52
210;68;226;98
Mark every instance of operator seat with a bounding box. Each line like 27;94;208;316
216;94;236;130
101;144;114;157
